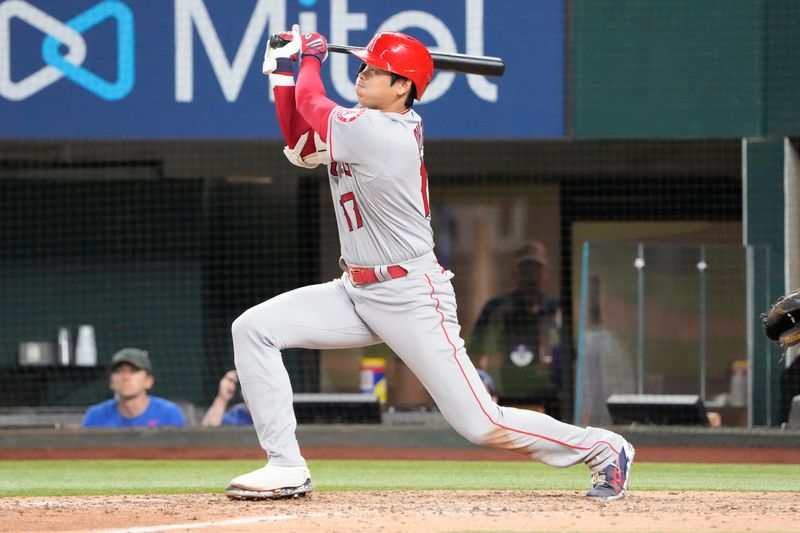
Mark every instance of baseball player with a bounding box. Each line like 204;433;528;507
225;26;635;502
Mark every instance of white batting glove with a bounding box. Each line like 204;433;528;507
262;24;301;76
283;131;330;169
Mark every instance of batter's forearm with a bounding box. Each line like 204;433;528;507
273;85;297;145
295;57;337;140
274;86;315;148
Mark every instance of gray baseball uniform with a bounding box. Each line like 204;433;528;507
232;104;628;473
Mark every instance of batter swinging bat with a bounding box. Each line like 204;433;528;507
269;35;506;77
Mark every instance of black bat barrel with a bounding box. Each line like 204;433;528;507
328;44;505;77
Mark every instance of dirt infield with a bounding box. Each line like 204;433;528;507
4;490;798;533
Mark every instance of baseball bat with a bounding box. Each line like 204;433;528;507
269;35;505;77
329;44;505;77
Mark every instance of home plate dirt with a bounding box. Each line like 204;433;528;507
2;490;797;533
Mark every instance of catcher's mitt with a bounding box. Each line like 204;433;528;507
762;288;800;348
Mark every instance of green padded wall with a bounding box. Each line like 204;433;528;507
764;1;800;135
572;0;763;138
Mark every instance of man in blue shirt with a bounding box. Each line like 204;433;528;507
201;370;253;426
82;348;186;428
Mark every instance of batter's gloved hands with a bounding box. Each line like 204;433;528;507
283;131;330;169
762;288;800;348
300;31;328;63
262;24;301;76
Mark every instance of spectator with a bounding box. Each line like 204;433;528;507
81;348;186;428
201;370;253;426
469;240;563;417
580;276;636;425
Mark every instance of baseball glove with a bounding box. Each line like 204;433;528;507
762;288;800;348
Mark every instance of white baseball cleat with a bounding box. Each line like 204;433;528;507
225;464;313;500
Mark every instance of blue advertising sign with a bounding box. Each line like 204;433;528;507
0;0;564;139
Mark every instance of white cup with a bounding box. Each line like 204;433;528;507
75;325;97;367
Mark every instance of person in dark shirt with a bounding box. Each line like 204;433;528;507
82;348;185;428
469;240;563;417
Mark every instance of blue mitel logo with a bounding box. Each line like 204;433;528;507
0;0;135;101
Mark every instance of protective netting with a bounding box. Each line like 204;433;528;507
0;139;745;427
0;1;794;429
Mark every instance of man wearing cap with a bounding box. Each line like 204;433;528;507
81;348;186;428
469;240;564;418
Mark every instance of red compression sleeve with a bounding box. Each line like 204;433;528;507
295;57;337;140
273;85;312;148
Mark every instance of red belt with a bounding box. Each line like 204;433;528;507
348;265;408;286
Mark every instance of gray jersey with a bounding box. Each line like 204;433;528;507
325;106;433;267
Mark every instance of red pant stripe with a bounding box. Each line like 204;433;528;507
424;273;620;456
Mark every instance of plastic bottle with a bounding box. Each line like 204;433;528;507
57;327;71;366
360;357;387;404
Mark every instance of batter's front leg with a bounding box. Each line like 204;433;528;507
357;270;629;472
231;277;378;467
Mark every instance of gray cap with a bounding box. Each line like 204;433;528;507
514;240;548;266
110;348;152;373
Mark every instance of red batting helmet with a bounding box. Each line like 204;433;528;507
349;32;435;100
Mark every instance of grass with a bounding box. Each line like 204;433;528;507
1;460;798;497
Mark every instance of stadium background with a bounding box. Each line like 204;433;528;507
0;0;798;436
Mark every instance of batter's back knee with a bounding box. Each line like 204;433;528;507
451;419;496;447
